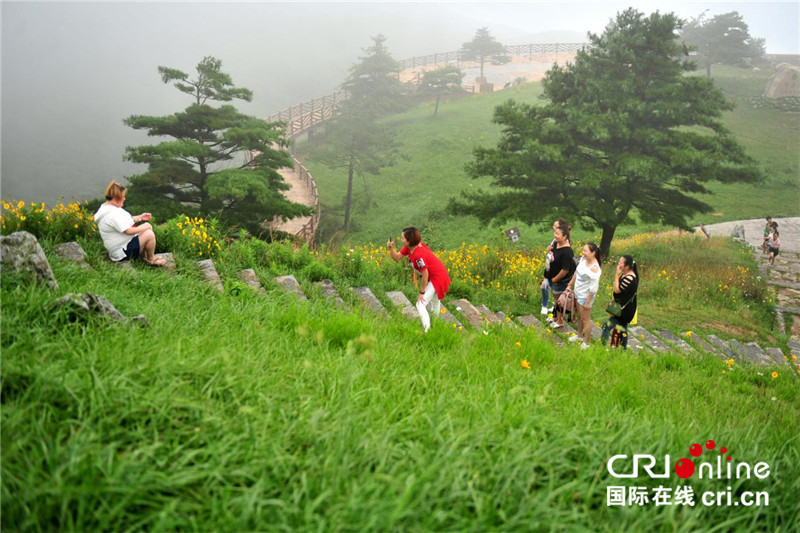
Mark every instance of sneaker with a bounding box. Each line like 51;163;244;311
568;336;581;343
551;322;564;329
540;306;548;315
580;342;590;350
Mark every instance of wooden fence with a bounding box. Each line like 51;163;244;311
397;42;589;70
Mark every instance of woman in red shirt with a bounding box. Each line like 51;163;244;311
387;227;451;333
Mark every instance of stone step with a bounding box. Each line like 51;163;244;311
274;275;307;301
768;280;800;290
516;315;542;328
629;326;669;352
706;335;735;358
154;253;176;272
788;339;800;354
494;311;517;328
726;339;763;365
451;299;483;329
197;259;223;292
438;303;464;330
385;290;418;320
475;304;502;325
764;347;786;366
238;269;266;294
776;306;800;315
744;341;777;366
656;329;696;354
54;241;91;269
314;279;348;309
683;332;724;359
351;286;387;315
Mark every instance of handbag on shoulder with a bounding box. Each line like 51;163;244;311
606;291;636;318
605;300;623;317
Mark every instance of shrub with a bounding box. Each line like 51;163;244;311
1;200;97;242
158;215;222;259
301;261;336;282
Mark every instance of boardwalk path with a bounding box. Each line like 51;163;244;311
274;167;314;235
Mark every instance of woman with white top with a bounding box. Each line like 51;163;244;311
94;181;166;266
566;242;602;349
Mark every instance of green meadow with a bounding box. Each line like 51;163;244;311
299;65;800;249
2;233;799;531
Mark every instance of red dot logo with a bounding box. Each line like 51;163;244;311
705;440;715;450
689;443;703;457
675;458;696;478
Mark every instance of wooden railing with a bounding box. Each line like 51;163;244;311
267;90;348;139
397;42;589;70
288;156;319;245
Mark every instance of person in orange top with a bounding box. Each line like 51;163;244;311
387;227;451;333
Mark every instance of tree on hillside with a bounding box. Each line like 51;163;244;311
450;8;763;257
312;113;401;232
419;65;465;116
341;33;406;118
314;35;405;232
460;27;510;79
123;56;309;235
681;10;765;77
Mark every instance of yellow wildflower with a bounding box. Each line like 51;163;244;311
521;359;531;369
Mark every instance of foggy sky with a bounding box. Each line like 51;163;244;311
2;1;798;205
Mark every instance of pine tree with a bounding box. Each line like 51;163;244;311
123;56;309;235
314;35;404;232
681;11;766;77
460;27;509;79
419;66;465;116
451;9;762;257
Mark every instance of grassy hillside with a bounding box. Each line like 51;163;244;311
299;65;799;249
3;232;799;530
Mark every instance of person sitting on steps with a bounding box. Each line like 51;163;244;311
94;181;166;266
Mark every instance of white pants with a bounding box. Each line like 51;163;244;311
416;282;441;332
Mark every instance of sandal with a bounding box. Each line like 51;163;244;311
143;257;167;267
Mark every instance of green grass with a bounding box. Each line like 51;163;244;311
299;65;800;249
3;235;799;531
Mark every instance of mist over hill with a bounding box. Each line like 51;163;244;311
2;2;796;206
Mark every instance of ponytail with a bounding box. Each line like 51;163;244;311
621;254;638;277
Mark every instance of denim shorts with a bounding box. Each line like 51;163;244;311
576;294;594;308
550;279;568;294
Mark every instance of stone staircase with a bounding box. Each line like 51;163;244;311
54;241;799;372
753;246;800;338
